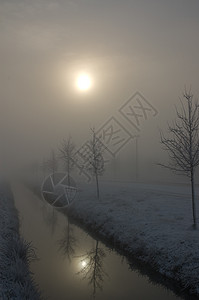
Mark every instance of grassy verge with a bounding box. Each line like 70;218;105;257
0;183;41;300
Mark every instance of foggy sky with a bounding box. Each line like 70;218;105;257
1;0;199;181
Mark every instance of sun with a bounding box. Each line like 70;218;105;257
76;73;92;91
81;260;87;267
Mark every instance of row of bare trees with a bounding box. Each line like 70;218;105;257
41;127;105;200
36;88;199;228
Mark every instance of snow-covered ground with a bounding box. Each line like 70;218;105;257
66;180;199;296
0;183;40;299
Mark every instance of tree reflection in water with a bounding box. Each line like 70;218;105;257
76;240;107;299
57;218;77;262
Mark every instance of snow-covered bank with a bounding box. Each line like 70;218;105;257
0;183;40;299
66;181;199;297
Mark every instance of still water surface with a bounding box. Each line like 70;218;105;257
13;184;185;300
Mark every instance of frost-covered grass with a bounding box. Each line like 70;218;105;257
66;180;199;296
0;183;41;300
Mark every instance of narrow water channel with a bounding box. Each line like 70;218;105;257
13;184;185;300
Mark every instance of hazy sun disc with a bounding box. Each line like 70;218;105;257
81;260;87;267
76;74;92;91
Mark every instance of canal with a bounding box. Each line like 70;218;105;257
13;184;187;300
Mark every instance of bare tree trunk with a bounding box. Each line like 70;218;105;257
135;136;139;181
95;172;99;200
52;166;55;182
188;97;197;229
67;161;71;186
191;170;197;228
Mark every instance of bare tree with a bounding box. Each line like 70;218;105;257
47;150;58;180
86;127;105;200
59;137;76;185
159;88;199;228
